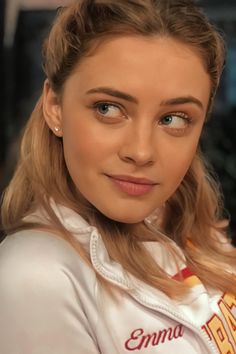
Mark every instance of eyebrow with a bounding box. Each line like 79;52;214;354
86;86;204;111
86;87;138;104
160;96;204;111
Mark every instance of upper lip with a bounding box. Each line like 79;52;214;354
106;174;157;185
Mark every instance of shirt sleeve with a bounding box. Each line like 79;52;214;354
0;231;100;354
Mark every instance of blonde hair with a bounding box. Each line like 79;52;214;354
2;0;236;298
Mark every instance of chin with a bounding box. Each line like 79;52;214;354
102;210;148;224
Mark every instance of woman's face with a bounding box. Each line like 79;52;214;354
44;36;211;223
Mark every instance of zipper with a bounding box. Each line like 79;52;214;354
90;232;219;353
130;292;218;354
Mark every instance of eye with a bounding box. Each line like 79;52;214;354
159;113;191;129
93;102;125;120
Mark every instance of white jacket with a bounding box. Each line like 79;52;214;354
0;204;235;354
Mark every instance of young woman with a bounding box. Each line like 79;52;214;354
0;1;236;353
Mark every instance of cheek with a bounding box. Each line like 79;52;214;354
161;140;198;185
61;116;117;172
63;133;98;172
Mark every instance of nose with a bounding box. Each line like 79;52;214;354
118;123;155;166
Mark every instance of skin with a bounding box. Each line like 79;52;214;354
43;36;211;223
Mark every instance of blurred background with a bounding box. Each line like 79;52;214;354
0;1;235;243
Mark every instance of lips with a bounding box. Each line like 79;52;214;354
106;174;157;196
107;174;157;185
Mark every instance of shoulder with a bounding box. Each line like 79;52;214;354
0;229;97;295
0;229;83;267
0;230;101;353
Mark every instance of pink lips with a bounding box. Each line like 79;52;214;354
107;174;157;196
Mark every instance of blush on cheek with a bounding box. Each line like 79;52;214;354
168;158;194;190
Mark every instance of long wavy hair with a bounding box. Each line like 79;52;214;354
2;0;236;298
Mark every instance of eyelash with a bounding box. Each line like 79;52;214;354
159;112;192;125
91;101;126;120
90;101;192;128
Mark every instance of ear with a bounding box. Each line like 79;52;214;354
43;79;63;137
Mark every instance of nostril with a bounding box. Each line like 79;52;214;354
119;153;154;167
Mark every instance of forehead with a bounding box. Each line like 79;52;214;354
77;34;207;73
66;35;211;104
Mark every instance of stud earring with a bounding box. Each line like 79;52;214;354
54;126;60;132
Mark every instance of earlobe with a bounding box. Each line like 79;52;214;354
43;79;63;137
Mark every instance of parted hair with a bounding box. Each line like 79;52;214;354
2;0;236;298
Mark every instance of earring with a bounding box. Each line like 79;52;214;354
54;126;60;132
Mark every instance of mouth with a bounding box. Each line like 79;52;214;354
107;174;157;184
105;174;158;196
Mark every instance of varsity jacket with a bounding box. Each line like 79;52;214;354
0;204;235;354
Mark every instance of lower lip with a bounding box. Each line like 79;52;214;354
108;177;155;196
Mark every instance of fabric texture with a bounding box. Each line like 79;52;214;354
0;204;235;354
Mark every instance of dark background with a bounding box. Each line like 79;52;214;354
0;1;236;242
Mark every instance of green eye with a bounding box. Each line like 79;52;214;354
160;113;190;129
98;103;111;115
161;116;173;125
96;103;122;118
